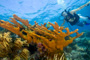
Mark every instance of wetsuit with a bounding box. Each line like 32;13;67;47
63;11;80;26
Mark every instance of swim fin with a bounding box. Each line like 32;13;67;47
85;16;90;20
84;21;90;25
85;22;90;25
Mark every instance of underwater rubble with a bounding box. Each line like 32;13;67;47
0;14;83;60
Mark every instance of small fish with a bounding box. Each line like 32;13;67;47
47;23;51;28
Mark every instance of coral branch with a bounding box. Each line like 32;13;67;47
13;14;30;28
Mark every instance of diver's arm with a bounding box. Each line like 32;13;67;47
61;19;66;26
70;1;90;14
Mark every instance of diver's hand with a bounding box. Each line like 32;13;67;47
85;1;90;6
69;19;74;22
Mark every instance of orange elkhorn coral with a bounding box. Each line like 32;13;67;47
0;14;83;58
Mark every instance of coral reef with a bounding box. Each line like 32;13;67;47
80;31;90;39
0;14;83;60
64;37;90;60
0;32;29;60
0;32;12;57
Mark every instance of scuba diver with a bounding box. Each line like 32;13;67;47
61;1;90;27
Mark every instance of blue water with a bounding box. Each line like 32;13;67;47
0;0;90;33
